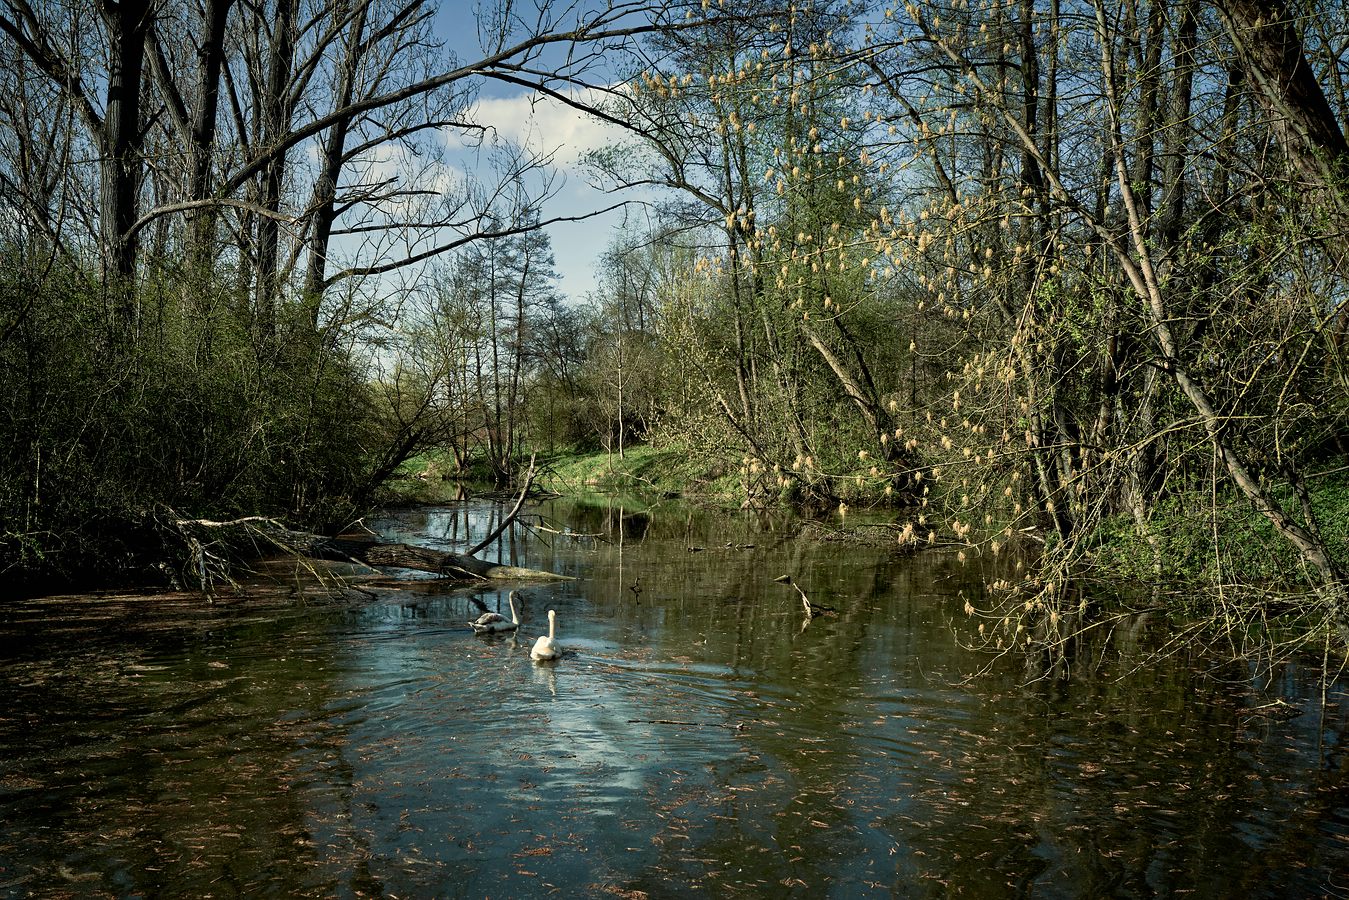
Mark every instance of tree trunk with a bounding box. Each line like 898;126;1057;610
99;0;151;304
1215;0;1349;218
186;0;234;269
302;0;369;309
328;540;569;581
1092;0;1349;635
255;0;299;342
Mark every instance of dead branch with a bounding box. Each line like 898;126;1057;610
773;573;837;618
466;453;537;557
337;539;568;581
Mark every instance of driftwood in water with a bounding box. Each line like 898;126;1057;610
773;573;836;618
172;454;569;588
466;452;537;556
321;538;569;581
310;454;567;582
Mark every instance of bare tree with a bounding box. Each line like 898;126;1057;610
0;0;150;311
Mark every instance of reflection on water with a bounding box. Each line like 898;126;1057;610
1;495;1347;897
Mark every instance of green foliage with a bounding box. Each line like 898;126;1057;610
537;444;741;504
0;250;391;590
1086;470;1349;594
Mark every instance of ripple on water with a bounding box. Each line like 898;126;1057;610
4;503;1349;898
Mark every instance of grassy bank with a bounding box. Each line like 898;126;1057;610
1082;468;1349;599
386;443;1349;609
536;445;741;502
380;444;742;505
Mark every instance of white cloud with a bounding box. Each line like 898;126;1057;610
438;86;650;300
358;142;467;205
453;87;631;176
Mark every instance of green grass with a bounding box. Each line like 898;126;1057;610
1084;467;1349;594
377;449;485;504
537;444;741;502
377;443;744;506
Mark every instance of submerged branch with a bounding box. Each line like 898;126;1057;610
169;494;571;591
328;538;570;582
773;573;836;618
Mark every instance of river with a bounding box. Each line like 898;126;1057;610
1;495;1346;897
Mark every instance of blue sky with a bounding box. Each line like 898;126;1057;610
463;90;635;299
431;3;652;301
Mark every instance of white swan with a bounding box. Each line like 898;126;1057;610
530;609;562;660
469;591;520;634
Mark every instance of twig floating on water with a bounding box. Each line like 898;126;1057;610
628;719;746;731
773;573;837;618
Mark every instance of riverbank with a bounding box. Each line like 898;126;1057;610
383;445;745;506
1081;467;1349;594
390;447;1349;597
536;445;740;502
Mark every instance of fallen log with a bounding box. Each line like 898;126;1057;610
322;538;570;581
170;454;570;589
294;456;568;582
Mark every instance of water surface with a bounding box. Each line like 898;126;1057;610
1;496;1347;897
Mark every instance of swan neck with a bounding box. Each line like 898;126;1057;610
548;610;556;640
